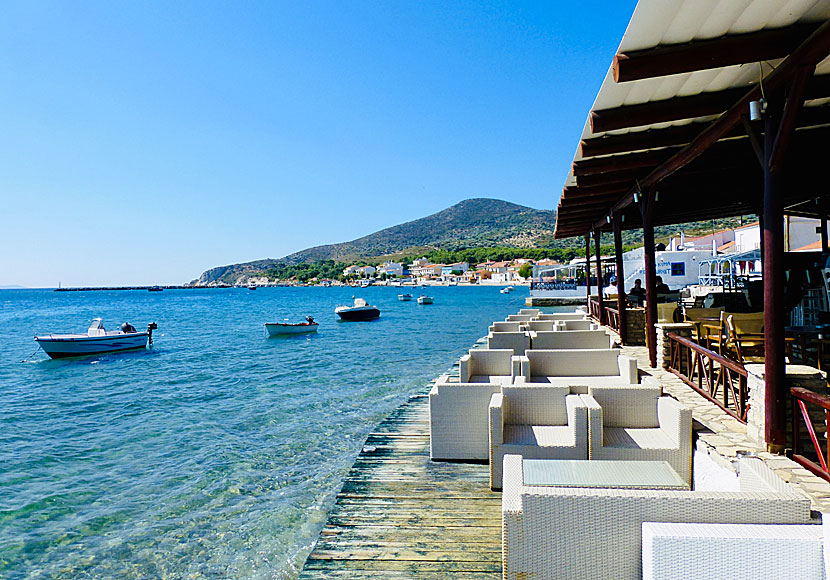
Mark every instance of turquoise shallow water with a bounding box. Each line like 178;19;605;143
0;286;546;579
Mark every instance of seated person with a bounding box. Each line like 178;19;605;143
655;276;671;294
603;277;618;299
628;278;645;305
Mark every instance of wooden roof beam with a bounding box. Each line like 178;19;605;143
613;23;821;83
590;74;830;134
581;105;830;158
573;146;681;177
561;184;629;198
593;19;830;232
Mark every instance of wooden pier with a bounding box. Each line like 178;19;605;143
299;391;502;579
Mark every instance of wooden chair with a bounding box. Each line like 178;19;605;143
724;313;765;364
703;311;729;354
683;307;724;343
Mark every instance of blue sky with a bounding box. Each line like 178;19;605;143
1;1;636;287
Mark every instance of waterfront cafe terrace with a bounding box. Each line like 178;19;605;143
554;0;830;474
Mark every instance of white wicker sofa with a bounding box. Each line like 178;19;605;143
488;386;588;490
530;329;614;350
512;349;638;388
583;385;693;485
487;331;531;356
429;349;515;461
535;313;588;321
502;455;815;580
642;520;826;580
554;319;600;331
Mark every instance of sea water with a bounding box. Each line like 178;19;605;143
0;286;556;579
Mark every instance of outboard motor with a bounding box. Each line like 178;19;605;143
147;322;158;345
121;322;137;333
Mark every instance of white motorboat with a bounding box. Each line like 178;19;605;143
500;287;511;294
335;297;380;321
34;318;157;359
265;317;319;337
417;295;434;305
398;293;413;301
248;282;257;290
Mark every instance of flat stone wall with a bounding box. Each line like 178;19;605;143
625;307;645;346
746;363;828;447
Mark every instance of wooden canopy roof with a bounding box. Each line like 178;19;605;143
554;0;830;239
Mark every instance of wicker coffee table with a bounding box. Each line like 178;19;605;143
523;459;689;490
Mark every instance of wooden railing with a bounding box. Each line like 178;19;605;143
666;332;749;422
791;386;830;483
589;298;600;319
588;298;620;333
604;306;620;333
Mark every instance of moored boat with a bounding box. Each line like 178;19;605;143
148;285;163;292
417;295;433;305
34;318;157;359
335;297;380;321
265;317;319;337
398;293;413;301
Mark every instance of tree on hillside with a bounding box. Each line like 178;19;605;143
518;263;533;279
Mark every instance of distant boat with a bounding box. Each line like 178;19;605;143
148;286;163;292
417;295;434;305
265;316;318;337
335;297;380;321
398;293;413;301
248;283;257;290
500;287;511;294
34;318;157;359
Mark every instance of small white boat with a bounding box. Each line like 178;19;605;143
417;295;434;305
248;283;257;290
336;297;380;321
34;318;157;359
398;293;413;301
500;287;511;294
265;316;318;337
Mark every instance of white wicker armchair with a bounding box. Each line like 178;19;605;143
459;349;514;383
582;386;693;485
488;386;588;490
429;349;515;461
502;455;814;580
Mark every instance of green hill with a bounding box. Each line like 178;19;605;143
189;198;753;285
190;198;558;285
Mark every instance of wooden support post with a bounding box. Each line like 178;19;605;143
763;95;787;451
614;214;628;344
640;190;658;368
594;229;605;325
585;234;591;312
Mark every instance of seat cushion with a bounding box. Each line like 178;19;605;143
504;424;574;447
605;427;674;450
469;374;512;384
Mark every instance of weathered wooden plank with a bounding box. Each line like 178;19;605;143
299;385;502;580
302;559;502;572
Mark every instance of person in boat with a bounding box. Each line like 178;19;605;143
628;278;646;305
121;322;137;333
305;316;315;325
